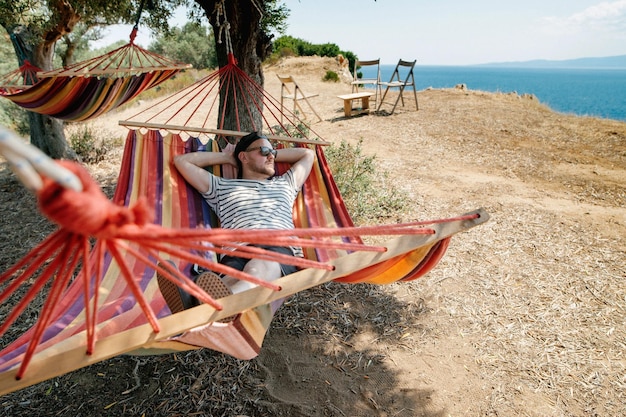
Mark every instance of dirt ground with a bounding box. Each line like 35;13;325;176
1;56;625;416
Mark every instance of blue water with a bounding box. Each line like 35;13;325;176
359;65;626;122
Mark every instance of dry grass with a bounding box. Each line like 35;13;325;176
0;56;625;416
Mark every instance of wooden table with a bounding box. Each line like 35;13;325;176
337;92;374;117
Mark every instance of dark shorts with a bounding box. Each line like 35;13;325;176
220;245;299;277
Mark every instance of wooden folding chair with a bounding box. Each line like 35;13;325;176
277;75;322;122
377;59;419;114
351;59;382;108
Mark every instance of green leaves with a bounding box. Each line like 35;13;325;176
149;22;217;69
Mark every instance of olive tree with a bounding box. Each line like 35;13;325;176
149;21;217;70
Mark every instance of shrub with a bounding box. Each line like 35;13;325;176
69;125;115;164
0;102;30;136
317;43;341;57
324;140;408;224
271;122;310;139
268;35;358;70
322;71;339;82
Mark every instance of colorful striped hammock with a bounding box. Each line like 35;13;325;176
0;41;191;122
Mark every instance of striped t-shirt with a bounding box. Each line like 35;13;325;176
201;169;303;256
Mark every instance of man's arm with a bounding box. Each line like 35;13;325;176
173;151;235;193
275;147;315;189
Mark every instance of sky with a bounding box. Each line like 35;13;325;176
100;0;626;66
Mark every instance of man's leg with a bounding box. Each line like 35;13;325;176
225;258;283;294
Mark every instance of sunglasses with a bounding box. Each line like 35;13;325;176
245;146;277;157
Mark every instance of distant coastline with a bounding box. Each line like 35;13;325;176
473;54;626;69
362;65;626;122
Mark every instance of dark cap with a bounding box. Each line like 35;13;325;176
233;131;267;178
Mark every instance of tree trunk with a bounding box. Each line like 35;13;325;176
61;37;76;67
198;0;272;137
28;112;70;157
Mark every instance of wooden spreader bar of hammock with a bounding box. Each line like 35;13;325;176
0;208;488;394
39;65;192;77
118;121;331;146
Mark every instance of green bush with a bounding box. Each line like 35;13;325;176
316;43;341;57
271;122;310;139
324;140;408;224
322;70;339;82
69;125;115;164
269;35;358;70
0;102;30;136
148;22;217;70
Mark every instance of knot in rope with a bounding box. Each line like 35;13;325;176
37;161;153;236
213;0;233;54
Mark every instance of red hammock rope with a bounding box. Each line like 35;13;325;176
120;53;324;142
0;61;40;94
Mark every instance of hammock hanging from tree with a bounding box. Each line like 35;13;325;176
0;28;191;122
0;16;489;394
0;0;191;123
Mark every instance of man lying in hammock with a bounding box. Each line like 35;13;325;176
157;131;315;314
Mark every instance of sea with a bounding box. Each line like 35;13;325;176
359;65;626;122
